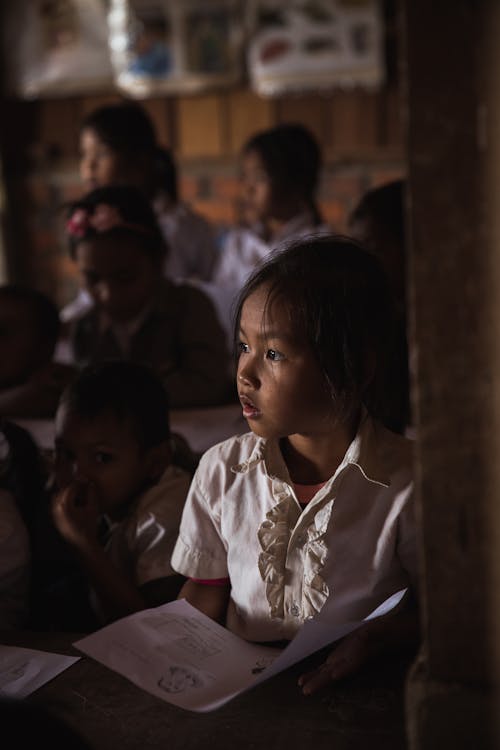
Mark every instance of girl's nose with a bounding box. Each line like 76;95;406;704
237;362;259;388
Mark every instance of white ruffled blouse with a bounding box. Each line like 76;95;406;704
171;415;417;642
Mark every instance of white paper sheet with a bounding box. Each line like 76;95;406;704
74;589;406;712
0;645;80;698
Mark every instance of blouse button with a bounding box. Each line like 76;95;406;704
290;603;301;617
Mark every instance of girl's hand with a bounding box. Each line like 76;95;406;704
298;623;378;696
298;599;420;696
51;480;100;550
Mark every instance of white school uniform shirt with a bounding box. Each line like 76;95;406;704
0;489;30;629
155;202;218;283
103;464;191;588
171;414;418;643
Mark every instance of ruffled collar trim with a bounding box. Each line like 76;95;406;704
232;415;392;623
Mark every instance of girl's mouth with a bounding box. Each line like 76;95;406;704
239;394;262;419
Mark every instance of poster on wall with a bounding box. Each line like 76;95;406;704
108;0;245;96
246;0;384;97
4;0;114;98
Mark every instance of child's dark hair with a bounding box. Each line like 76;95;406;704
349;179;406;252
59;362;170;449
65;185;167;264
0;284;60;356
81;102;178;202
243;123;323;225
234;235;395;420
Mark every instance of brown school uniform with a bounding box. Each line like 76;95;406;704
70;279;232;408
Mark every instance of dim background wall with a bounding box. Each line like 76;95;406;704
2;81;405;307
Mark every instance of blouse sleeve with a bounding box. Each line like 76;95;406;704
171;470;229;580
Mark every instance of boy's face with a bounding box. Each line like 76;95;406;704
54;406;158;517
0;297;43;388
236;284;335;441
75;235;157;323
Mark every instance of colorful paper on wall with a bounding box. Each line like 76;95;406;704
108;0;245;97
247;0;385;96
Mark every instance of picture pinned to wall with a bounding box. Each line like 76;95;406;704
246;0;385;97
108;0;245;96
4;0;114;98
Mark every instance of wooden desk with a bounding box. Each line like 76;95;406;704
2;631;411;750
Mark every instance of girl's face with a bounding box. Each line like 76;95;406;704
79;128;122;192
239;149;273;227
75;235;157;323
237;283;335;440
54;406;156;517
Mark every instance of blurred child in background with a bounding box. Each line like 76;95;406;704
0;285;73;418
0;420;41;628
51;362;193;626
78;102;216;285
204;123;329;342
64;185;231;408
348;180;410;434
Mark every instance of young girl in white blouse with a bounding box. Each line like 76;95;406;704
171;236;419;694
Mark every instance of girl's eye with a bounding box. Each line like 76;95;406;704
237;341;249;355
266;349;285;362
95;452;113;465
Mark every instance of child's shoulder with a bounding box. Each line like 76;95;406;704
138;464;192;509
197;431;262;473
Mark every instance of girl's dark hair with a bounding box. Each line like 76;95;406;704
81;102;178;202
66;184;167;264
233;235;396;420
59;362;170;450
81;102;157;153
243;123;323;225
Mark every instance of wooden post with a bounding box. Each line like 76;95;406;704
405;2;500;746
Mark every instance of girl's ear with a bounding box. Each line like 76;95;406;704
145;440;171;482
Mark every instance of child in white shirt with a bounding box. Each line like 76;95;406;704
52;361;192;626
172;235;419;694
201;123;330;344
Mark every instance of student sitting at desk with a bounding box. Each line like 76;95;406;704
172;236;419;695
200;123;329;343
63;185;232;408
50;362;193;627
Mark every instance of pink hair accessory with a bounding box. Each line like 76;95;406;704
65;208;90;238
89;204;123;232
66;202;152;238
